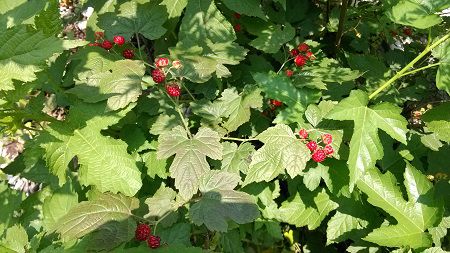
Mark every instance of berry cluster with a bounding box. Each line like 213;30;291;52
151;57;183;97
269;99;283;110
298;129;334;163
89;32;134;59
290;42;315;68
233;13;242;32
135;223;161;249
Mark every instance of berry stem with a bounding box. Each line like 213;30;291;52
135;33;144;60
152;211;172;234
180;82;197;101
398;63;440;77
276;57;294;74
368;33;450;100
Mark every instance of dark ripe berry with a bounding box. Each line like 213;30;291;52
147;235;161;249
312;149;326;163
285;69;294;77
270;99;282;107
322;133;333;145
324;145;334;156
113;35;125;45
135;224;151;241
122;49;134;59
101;40;113;50
234;13;241;19
306;141;318;152
403;27;412;36
298;43;309;52
155;57;169;68
151;69;166;83
166;83;181;97
290;49;299;57
305;51;315;60
294;55;307;67
234;24;241;32
298;129;308;139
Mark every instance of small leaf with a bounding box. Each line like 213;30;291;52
42;182;78;231
145;185;180;219
160;0;188;18
157;126;222;199
221;142;255;174
422;102;450;143
250;23;295;53
0;225;28;253
387;0;448;29
222;0;266;19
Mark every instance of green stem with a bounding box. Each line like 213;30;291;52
181;82;197;101
398;63;440;77
153;211;172;234
135;33;144;60
276;57;294;74
368;33;450;100
221;137;258;142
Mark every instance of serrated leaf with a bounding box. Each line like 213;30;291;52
190;171;259;232
160;0;188;18
157;223;191;246
303;58;361;84
221;142;255;174
434;39;450;95
326;90;408;190
429;216;450;246
52;192;139;242
244;124;311;184
42;182;78;231
422;102;450;143
0;0;46;28
0;26;72;90
250;23;295;53
179;0;235;44
143;151;168;179
0;225;28;253
68;59;145;111
222;0;265;19
278;189;338;230
220;229;244;253
303;163;332;191
85;219;135;252
387;0;449;29
98;1;167;40
145;185;180;219
356;164;443;248
34;1;62;35
326;211;370;245
157;126;222;199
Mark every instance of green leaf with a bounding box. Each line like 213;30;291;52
42;182;78;231
435;39;450;95
190;171;259;232
422;103;450;143
160;0;188;19
242;181;280;220
179;0;235;44
222;0;266;19
244;124;311;184
249;23;295;53
0;183;24;234
220;229;244;253
429;216;450;247
0;225;28;253
145;184;180;219
303;163;332;191
85;219;135;252
157;126;222;200
114;245;206;253
326;211;370;245
387;0;449;29
68;59;145;111
421;248;449;253
0;26;73;90
278;189;338;230
34;1;62;35
143;151;168;179
98;1;167;40
52;192;139;242
157;223;191;246
302;57;361;84
326;90;408;190
356;164;443;248
221;142;255;174
0;0;46;28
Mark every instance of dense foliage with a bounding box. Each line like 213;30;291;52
0;0;449;252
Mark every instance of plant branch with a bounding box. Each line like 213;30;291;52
369;33;450;100
335;0;350;49
135;33;144;60
221;137;258;142
398;63;440;77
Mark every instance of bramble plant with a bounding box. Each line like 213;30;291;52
0;0;449;252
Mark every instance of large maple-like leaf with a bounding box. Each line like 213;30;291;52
356;164;443;248
244;124;310;184
190;171;259;232
157;126;222;200
326;90;408;190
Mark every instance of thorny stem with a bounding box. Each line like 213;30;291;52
368;33;450;100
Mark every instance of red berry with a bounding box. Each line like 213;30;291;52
390;30;398;37
285;69;294;77
147;235;161;249
151;69;166;83
135;224;151;241
113;35;125;45
312;149;326;163
298;43;309;52
234;24;241;32
101;40;113;50
322;133;333;145
306;141;318;152
324;145;334;156
270;99;282;107
234;13;241;19
290;49;299;57
166;83;181;97
298;129;308;139
122;49;134;59
155;57;169;68
88;42;101;47
403;27;412;36
94;31;104;40
294;55;307;67
305;51;315;60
